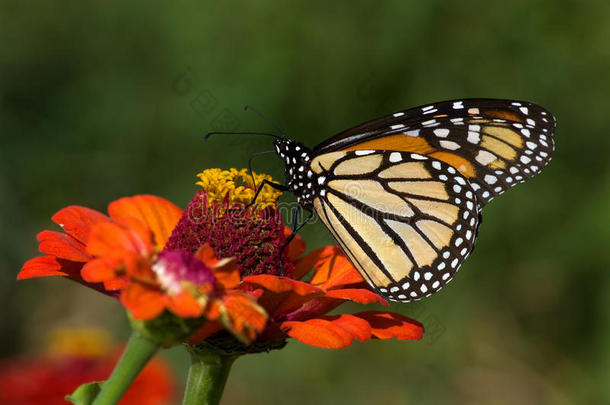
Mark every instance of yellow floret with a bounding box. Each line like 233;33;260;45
46;327;112;358
196;168;282;209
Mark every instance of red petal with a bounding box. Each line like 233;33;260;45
120;283;167;320
37;230;90;262
324;288;388;306
354;311;423;340
18;256;65;279
322;314;372;342
108;195;182;249
51;206;110;244
282;319;355;349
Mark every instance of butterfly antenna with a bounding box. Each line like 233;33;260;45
244;105;287;138
204;131;281;141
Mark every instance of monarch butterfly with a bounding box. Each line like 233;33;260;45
223;98;555;302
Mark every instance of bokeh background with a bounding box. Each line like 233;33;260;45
2;1;609;404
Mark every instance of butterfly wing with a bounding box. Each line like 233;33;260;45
314;99;556;207
310;150;480;301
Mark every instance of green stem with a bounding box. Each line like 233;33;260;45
182;348;237;405
92;332;160;405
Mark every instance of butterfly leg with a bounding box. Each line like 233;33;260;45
248;179;287;207
279;206;314;276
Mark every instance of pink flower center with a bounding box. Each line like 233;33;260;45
152;250;215;294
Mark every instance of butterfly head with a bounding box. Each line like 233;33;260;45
273;138;316;208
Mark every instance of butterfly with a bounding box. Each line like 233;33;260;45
270;98;555;302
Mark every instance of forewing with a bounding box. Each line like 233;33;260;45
314;99;555;207
310;150;480;302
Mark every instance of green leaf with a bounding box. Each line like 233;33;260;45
65;381;104;404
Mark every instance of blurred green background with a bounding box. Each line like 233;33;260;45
2;1;609;404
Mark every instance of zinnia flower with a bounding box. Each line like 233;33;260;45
20;168;423;347
18;167;424;404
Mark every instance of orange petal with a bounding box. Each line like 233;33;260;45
120;283;167;320
188;321;224;345
124;254;156;279
81;259;117;283
324;288;388;306
220;292;267;343
283;227;306;262
51;206;110;244
293;246;337;280
211;259;240;290
306;246;365;290
195;245;241;289
167;291;204;318
204;299;222;321
103;277;129;291
323;314;372;342
18;256;66;279
354;311;423;340
282;319;355;349
108;195;182;249
37;230;90;262
243;274;321;296
86;222;151;258
194;244;219;267
242;275;323;317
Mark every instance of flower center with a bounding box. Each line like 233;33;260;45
196;168;282;209
165;168;294;277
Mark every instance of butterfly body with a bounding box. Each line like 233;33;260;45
273;99;555;302
274;139;317;209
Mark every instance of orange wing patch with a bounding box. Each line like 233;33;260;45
342;135;435;155
429;151;476;178
483;109;523;122
341;135;478;178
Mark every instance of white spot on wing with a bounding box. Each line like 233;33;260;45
484;174;498;184
354;150;375;156
433;128;450;138
439;140;460;150
475;150;497;165
467;131;480;144
389;152;402;162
